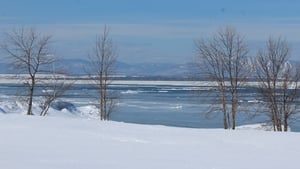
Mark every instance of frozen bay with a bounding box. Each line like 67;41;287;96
0;77;299;131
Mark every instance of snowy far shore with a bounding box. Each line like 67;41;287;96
0;74;262;86
1;73;298;88
1;113;300;169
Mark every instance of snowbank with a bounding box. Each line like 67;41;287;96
0;115;300;169
0;99;102;120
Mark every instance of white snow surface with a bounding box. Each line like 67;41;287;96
1;113;300;169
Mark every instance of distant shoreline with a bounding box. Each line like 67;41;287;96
0;74;257;87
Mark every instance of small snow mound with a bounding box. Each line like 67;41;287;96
78;105;99;119
237;123;291;131
51;101;77;112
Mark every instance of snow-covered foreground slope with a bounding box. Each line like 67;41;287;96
1;115;300;169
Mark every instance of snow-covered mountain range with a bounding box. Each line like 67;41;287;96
0;59;299;79
0;59;199;78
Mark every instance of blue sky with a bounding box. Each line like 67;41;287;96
0;0;300;63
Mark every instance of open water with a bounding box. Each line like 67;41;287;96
1;81;300;131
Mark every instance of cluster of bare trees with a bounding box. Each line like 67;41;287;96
195;27;249;129
195;26;300;131
1;26;117;120
1;25;299;130
255;37;300;131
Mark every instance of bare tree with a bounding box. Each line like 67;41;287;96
195;27;249;129
87;25;118;120
255;37;300;131
1;27;57;115
39;74;73;116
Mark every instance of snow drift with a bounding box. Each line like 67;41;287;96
0;114;300;169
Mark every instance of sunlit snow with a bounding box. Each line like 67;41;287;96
1;110;300;169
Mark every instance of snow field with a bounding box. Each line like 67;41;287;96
1;114;300;169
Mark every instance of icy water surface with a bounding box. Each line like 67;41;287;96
0;81;299;131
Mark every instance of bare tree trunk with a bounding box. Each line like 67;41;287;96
40;103;50;116
220;82;228;129
231;94;238;130
222;95;228;129
283;113;288;131
28;85;34;115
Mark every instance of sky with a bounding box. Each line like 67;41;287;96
0;0;300;63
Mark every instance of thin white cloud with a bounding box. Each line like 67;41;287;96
6;22;209;40
1;19;299;62
3;18;298;42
